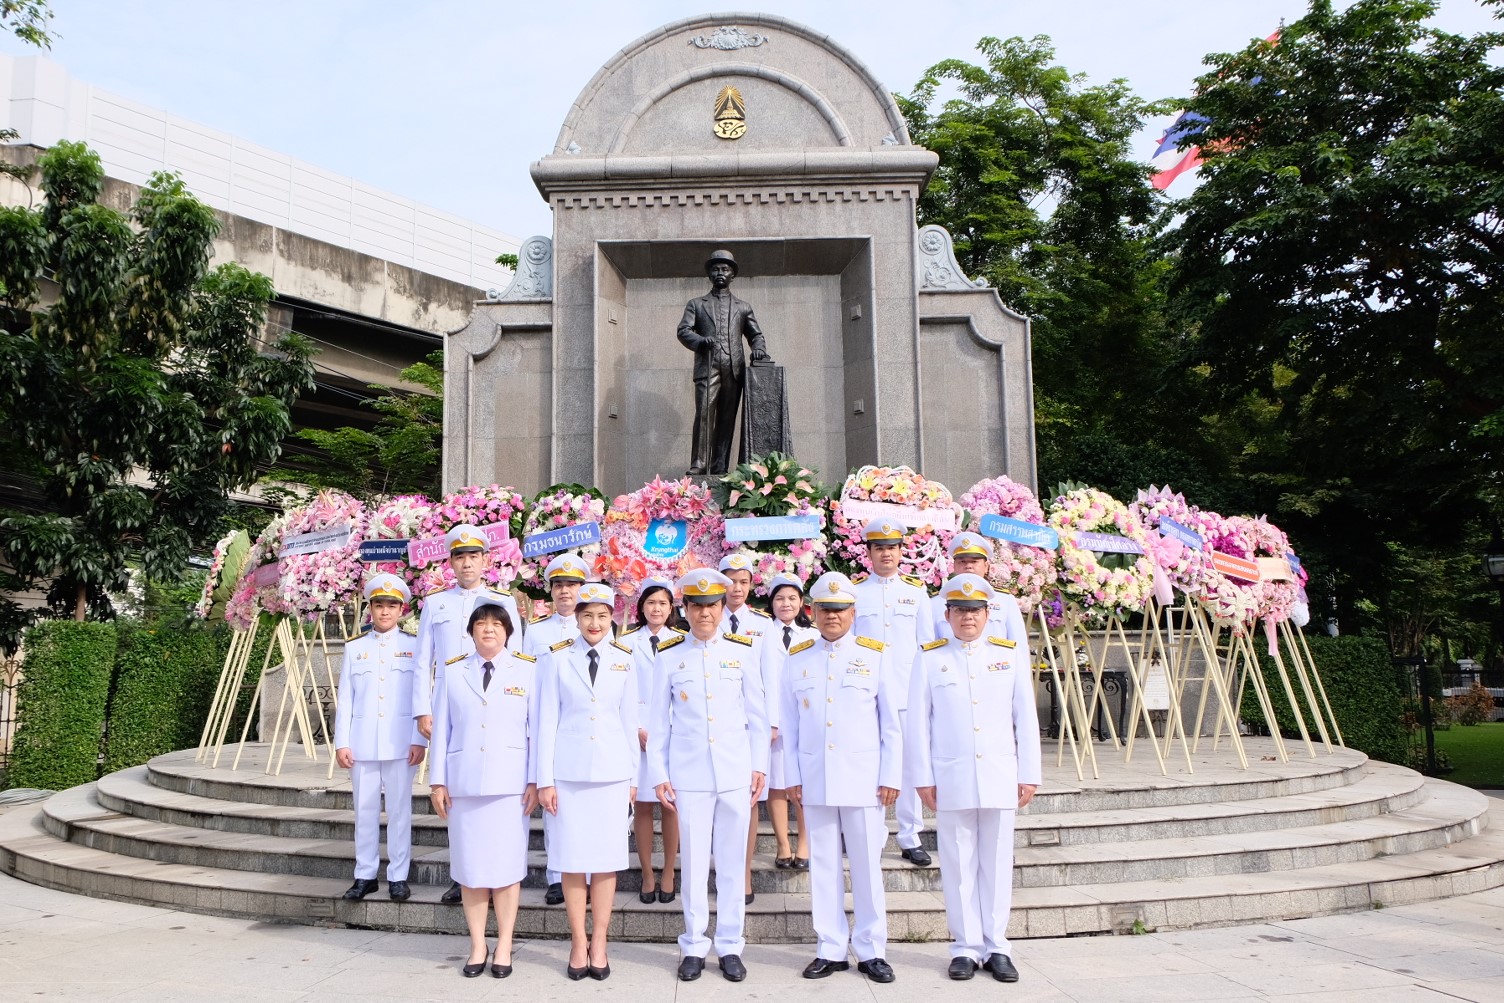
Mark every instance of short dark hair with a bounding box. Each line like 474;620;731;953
466;603;514;642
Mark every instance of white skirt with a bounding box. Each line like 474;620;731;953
766;732;788;793
550;779;630;874
449;793;528;889
636;746;658;803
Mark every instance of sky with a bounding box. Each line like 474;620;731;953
2;0;1499;240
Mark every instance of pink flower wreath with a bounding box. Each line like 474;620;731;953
597;476;727;602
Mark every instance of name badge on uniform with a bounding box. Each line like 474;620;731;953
395;650;413;659
988;661;1009;673
610;662;630;672
720;660;741;670
504;685;527;697
846;660;871;677
898;596;916;606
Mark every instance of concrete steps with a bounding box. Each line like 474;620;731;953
4;739;1502;940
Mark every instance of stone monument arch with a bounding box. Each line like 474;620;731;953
444;13;1037;496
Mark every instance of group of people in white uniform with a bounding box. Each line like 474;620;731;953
332;519;1041;985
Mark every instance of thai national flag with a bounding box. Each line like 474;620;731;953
1152;28;1281;192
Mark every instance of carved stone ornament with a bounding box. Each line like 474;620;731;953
917;224;988;292
497;235;553;300
714;85;746;141
687;26;769;50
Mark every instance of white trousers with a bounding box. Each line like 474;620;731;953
936;808;1017;960
806;804;888;962
675;788;750;958
543;809;561;885
894;709;923;849
351;758;415;882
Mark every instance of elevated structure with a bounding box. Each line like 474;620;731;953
445;14;1037;496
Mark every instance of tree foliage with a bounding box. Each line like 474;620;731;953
1;0;52;48
0;141;315;629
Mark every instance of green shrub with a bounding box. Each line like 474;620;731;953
101;621;227;772
7;621;118;790
1447;682;1495;727
1242;634;1407;765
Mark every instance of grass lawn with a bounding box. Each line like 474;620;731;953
1433;721;1504;788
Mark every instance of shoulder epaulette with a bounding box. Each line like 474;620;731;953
399;621;418;636
671;626;688;634
901;574;927;590
724;632;753;646
343;630;363;643
512;650;537;663
851;573;870;584
656;634;686;652
530;613;550;624
988;636;1018;649
620;624;641;636
787;638;816;655
425;586;448;597
611;639;633;655
921;638;950;651
488;585;511;597
445;653;467;665
747;607;772;619
549;639;574;653
855;636;885;652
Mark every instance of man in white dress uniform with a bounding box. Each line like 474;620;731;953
851;518;935;865
929;531;1029;645
411;524;521;905
335;574;427;902
646;570;769;984
906;574;1041;983
782;572;901;984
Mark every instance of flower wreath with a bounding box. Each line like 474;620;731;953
828;465;960;588
413;484;527;601
196;528;250;621
1183;508;1258;630
1046;484;1155;621
225;513;292;630
958;475;1054;614
277;490;368;619
1129;485;1215;598
514;483;608;600
715;454;830;595
597;476;726;602
1228;514;1298;625
361;493;434;599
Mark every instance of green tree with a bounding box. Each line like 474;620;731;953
0;141;315;631
1;0;53;48
267;349;443;500
899;37;1190;488
1159;0;1504;623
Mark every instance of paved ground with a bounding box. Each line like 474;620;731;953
1;869;1501;1002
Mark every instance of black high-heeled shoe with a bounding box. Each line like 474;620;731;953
587;960;611;981
566;961;589;981
490;949;512;979
462;952;488;978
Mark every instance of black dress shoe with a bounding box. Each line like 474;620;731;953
858;958;896;983
490;961;512;979
719;954;747;982
775;856;794;869
462;958;487;978
657;888;676;904
387;880;410;901
441;881;462;905
342;878;378;900
793;857;809;870
984;953;1019;982
802;958;850;979
948;957;978;980
745;892;755;905
587;963;610;981
900;847;932;866
566;962;588;981
545;882;564;905
639;889;656;904
677;955;705;981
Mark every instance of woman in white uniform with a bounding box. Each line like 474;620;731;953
428;598;538;979
537;581;639;980
626;576;685;904
762;574;816;868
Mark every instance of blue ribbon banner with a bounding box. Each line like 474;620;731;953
1074;531;1145;555
522;521;602;559
357;540;410;562
643;519;689;560
976;514;1060;550
1287;551;1302;576
1158;517;1203;551
724;514;822;543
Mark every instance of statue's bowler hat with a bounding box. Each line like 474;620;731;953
705;249;738;275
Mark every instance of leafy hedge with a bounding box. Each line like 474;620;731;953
1242;634;1406;765
7;621;118;790
102;621;227;773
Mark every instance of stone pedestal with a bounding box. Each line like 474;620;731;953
741;363;791;460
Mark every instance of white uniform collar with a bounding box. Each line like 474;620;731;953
820;633;848;651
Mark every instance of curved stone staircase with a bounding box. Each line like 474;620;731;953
2;738;1499;941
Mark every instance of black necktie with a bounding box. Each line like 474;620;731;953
783;625;792;650
587;649;598;685
730;612;740;634
482;659;494;691
649;634;660;654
